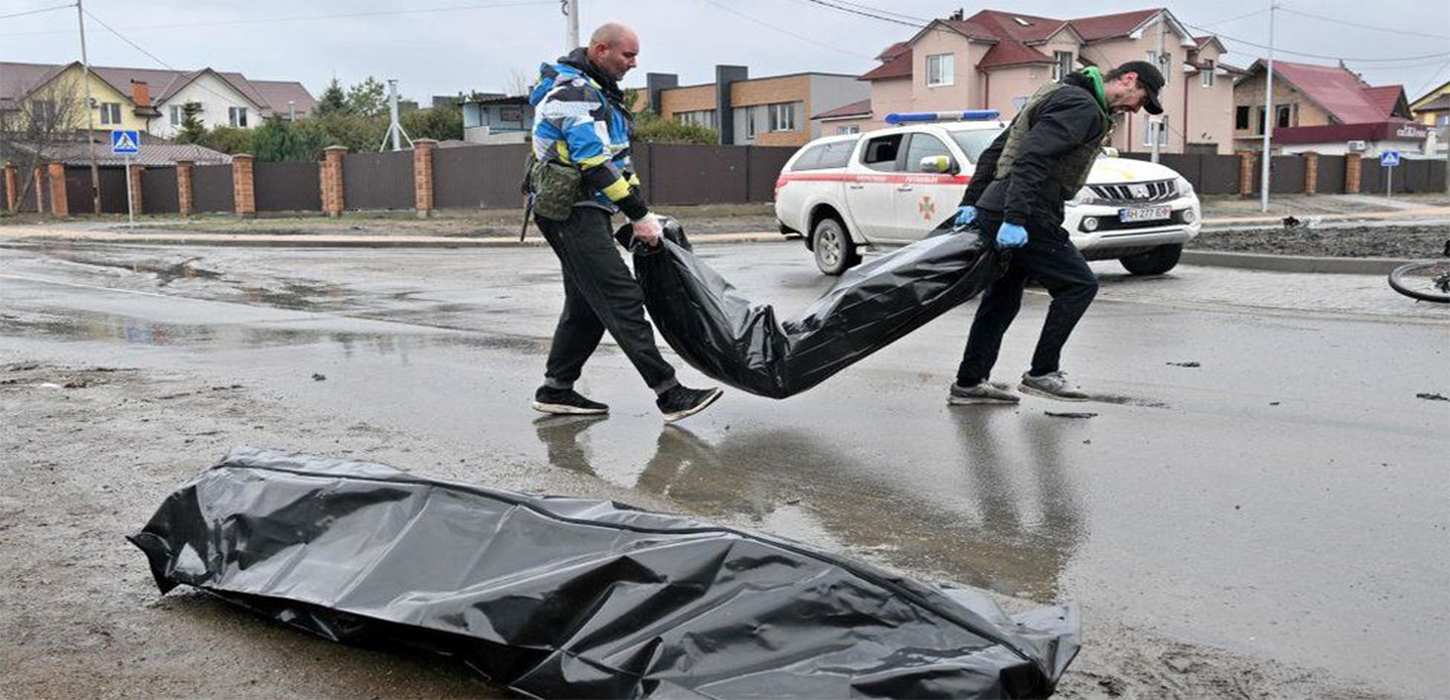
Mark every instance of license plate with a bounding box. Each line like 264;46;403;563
1119;206;1171;223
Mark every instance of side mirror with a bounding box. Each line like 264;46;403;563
919;155;952;173
1101;147;1120;158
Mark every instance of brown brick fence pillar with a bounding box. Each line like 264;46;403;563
33;167;46;212
128;163;145;215
1237;150;1256;197
4;164;18;213
1344;152;1362;194
1302;152;1318;196
47;163;69;216
175;160;194;215
232;153;256;217
413;138;437;217
321;146;347;217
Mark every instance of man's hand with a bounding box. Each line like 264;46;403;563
996;222;1028;249
954;205;977;228
631;214;662;246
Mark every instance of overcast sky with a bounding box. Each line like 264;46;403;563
2;0;1448;103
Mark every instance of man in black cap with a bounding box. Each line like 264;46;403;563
948;60;1163;405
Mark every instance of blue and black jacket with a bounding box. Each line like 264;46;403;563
529;47;648;219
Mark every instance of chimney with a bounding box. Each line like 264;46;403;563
131;80;151;107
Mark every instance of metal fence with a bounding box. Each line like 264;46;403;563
193;164;234;213
10;147;1447;216
343;150;413;211
254;161;321;212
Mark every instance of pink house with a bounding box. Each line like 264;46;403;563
815;8;1242;155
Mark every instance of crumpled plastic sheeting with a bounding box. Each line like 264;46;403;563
618;219;1003;398
131;447;1080;699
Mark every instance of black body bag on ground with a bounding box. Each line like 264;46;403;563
617;219;1003;398
131;447;1080;699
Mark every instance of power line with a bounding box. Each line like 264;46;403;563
0;1;556;37
820;0;933;25
0;2;74;21
1182;21;1450;63
700;0;874;59
1278;8;1450;41
1192;7;1270;28
798;0;926;29
1411;58;1450;100
82;8;263;118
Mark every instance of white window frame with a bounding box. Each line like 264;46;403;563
745;108;757;139
1147;51;1170;84
1143;118;1168;147
769;102;797;132
1201;59;1215;87
837;125;860;135
1051;51;1074;82
169;105;183;126
99;102;121;125
229;106;248;128
926;53;955;87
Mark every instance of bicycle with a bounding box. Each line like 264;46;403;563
1388;240;1450;304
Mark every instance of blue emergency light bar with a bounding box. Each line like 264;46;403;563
885;110;1000;125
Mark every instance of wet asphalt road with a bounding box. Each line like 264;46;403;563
1;238;1447;697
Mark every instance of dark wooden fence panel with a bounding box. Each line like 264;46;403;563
645;144;749;205
1398;159;1436;193
254;161;321;212
1270;155;1304;194
1199;154;1240;194
747;147;797;202
1360;160;1386;195
1316;156;1346;194
64;167;93;212
434;144;529;209
193;164;234;213
343;151;413;210
98;167;128;213
143;167;179;214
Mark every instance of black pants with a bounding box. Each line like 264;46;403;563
537;206;677;393
956;210;1098;386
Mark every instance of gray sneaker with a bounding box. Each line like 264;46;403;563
948;381;1020;405
1019;371;1089;401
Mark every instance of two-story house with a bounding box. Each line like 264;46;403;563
0;61;314;140
1232;59;1425;158
653;67;870;147
818;8;1241;155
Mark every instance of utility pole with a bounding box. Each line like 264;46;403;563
76;0;100;215
563;0;579;52
379;79;412;152
1151;11;1166;164
1260;1;1277;213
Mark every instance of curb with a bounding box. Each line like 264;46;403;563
1180;250;1411;275
0;231;790;249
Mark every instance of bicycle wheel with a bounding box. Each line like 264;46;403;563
1388;261;1450;303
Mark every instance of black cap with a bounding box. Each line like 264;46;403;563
1115;60;1165;115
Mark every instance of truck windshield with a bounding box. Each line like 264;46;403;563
950;128;1005;163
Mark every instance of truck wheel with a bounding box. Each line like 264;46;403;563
1120;243;1183;276
813;217;859;275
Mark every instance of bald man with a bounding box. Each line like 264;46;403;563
526;23;722;423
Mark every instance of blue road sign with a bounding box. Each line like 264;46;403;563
110;130;140;155
1380;150;1400;167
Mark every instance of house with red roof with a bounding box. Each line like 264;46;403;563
1233;59;1431;158
815;8;1241;154
1;60;314;141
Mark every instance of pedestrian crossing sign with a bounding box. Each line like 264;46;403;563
1380;151;1400;168
110;130;140;155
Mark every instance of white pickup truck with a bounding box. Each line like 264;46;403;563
774;113;1201;275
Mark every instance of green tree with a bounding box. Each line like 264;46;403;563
175;102;206;144
632;110;718;145
314;79;347;117
249;115;331;162
192;125;256;155
345;77;387;118
400;106;463;142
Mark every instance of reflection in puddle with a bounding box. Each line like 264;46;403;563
532;411;1088;601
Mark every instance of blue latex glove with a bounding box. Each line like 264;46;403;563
996;222;1028;249
953;205;977;228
